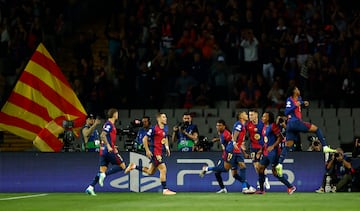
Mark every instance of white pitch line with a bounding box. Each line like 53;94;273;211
0;193;48;201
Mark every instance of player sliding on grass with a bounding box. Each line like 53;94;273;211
125;112;176;195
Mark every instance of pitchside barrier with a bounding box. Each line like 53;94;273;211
0;151;341;193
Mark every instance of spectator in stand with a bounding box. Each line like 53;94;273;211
174;68;197;108
237;79;261;109
294;26;314;68
267;80;285;109
210;55;229;101
240;28;259;80
73;31;96;65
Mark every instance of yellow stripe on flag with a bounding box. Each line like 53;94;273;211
0;43;87;152
1;102;48;127
25;61;86;113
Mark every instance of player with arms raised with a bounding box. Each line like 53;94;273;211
276;86;336;176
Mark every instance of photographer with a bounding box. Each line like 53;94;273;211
352;136;360;158
307;136;322;152
316;148;353;193
172;112;199;152
81;113;101;152
134;116;151;152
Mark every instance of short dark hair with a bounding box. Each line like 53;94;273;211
217;119;226;126
265;111;275;124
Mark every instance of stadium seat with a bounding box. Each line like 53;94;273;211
337;108;351;118
218;108;234;120
189;108;204;118
144;109;159;118
352;108;360;119
308;108;322;119
118;109;129;118
323;108;337;119
228;100;238;109
324;118;340;146
203;108;218;117
214;100;228;108
129;109;144;119
159;108;174;118
174;108;189;119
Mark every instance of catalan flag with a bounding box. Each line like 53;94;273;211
0;43;87;152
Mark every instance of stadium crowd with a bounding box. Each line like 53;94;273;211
1;0;360;115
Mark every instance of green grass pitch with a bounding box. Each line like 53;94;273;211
1;192;359;211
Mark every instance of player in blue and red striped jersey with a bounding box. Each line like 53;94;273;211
246;109;270;190
229;111;256;193
199;119;231;193
85;108;127;196
256;111;296;194
125;112;176;195
276;86;336;176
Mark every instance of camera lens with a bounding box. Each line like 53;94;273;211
334;152;339;158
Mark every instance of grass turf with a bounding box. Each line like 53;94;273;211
0;192;359;211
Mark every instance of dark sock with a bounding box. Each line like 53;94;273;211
106;166;122;175
279;146;290;164
161;181;167;190
315;128;327;146
135;165;142;171
215;172;225;189
234;173;249;189
259;173;265;191
90;172;100;187
208;165;227;172
239;168;247;181
276;175;292;188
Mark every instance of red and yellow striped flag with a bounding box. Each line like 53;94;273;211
0;43;87;152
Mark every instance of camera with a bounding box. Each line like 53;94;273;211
177;121;190;131
334;152;340;158
118;119;143;152
195;136;213;151
313;141;320;146
59;120;76;152
278;117;285;124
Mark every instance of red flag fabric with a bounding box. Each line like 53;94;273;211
0;43;87;152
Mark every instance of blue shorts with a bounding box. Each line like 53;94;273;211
225;152;244;169
99;152;124;167
250;148;262;162
286;119;311;141
259;150;279;168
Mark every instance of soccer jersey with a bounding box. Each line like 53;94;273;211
285;96;304;121
100;120;116;155
246;120;264;150
261;123;281;156
220;129;232;152
146;124;168;156
232;121;246;153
